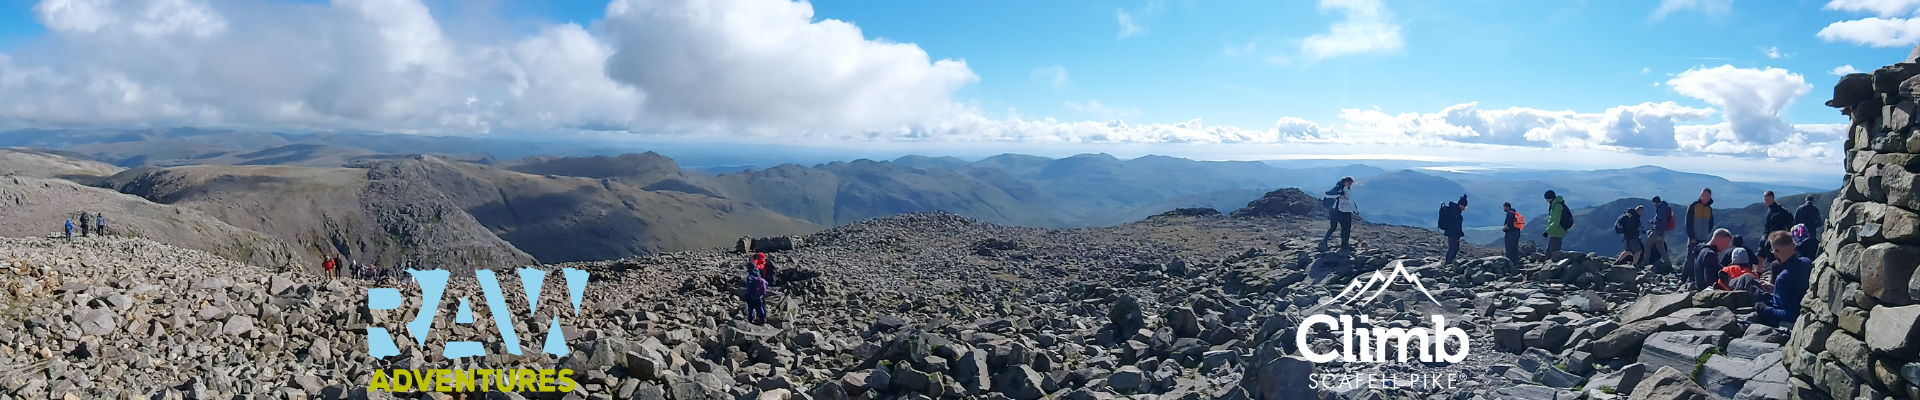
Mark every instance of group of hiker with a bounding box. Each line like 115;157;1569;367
320;255;409;286
1323;178;1817;329
61;211;108;242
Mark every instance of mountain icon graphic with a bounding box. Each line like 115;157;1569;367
1327;260;1441;307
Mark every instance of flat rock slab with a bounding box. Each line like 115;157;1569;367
1641;330;1725;376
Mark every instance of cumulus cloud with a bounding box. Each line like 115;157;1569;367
1665;65;1812;145
1652;0;1734;20
1823;0;1920;17
1831;65;1862;75
1818;17;1920;47
1117;9;1143;39
1300;0;1403;61
601;0;976;136
0;0;974;136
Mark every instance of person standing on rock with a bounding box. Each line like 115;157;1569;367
1685;188;1715;248
323;256;335;279
1321;177;1357;253
1502;202;1524;266
1688;229;1732;291
1613;205;1643;265
78;212;90;237
1543;190;1572;257
1642;196;1675;272
1760;191;1795;262
63;219;73;243
1440;195;1468;265
1752;231;1812;328
743;268;769;325
94;213;106;236
1794;195;1822;236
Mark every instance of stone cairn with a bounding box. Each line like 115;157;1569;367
1792;49;1920;400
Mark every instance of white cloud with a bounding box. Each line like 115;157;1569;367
1665;65;1813;145
1332;102;1715;150
1817;16;1920;47
1300;0;1404;61
1642;67;1652;74
1117;9;1143;39
1831;64;1861;75
34;0;227;37
1652;0;1733;20
1823;0;1920;17
1765;47;1783;59
1030;66;1069;89
602;0;976;136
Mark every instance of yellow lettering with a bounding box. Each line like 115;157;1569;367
514;369;538;392
538;369;556;392
555;369;577;392
435;369;453;392
370;370;391;392
392;370;411;393
454;369;476;392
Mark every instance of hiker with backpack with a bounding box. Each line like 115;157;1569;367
1543;190;1573;258
1718;247;1760;291
1613;206;1643;265
1321;177;1358;253
78;212;90;237
1686;188;1716;248
1439;195;1468;265
743;269;769;325
1503;202;1525;266
63;219;73;243
1642;196;1677;272
750;252;780;286
94;213;106;236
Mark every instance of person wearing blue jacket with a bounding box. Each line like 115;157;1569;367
1642;197;1675;272
1753;231;1811;328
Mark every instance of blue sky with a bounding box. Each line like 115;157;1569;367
0;0;1913;185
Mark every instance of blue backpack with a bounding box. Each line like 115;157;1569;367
744;275;768;299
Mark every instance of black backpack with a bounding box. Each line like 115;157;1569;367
1555;202;1575;229
1438;203;1460;231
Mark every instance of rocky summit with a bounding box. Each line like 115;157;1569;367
0;203;1825;400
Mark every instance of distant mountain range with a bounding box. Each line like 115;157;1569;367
0;128;1840;269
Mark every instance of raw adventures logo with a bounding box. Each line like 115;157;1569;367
362;268;591;393
1300;260;1471;391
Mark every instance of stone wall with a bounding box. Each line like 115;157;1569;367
1787;51;1920;400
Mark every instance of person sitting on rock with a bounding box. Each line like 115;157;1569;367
1718;247;1759;291
744;269;769;325
1613;205;1643;265
1790;224;1819;264
1688;229;1732;291
1753;231;1812;328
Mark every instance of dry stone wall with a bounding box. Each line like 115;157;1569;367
1789;49;1920;400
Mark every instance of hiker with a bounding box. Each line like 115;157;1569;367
1439;195;1468;265
1543;190;1573;257
1686;188;1716;248
1321;177;1357;252
762;253;780;286
1502;202;1525;266
1688;229;1733;291
743;269;769;325
64;219;73;243
323;257;335;279
1718;248;1759;291
78;212;90;237
1753;231;1812;327
1760;191;1794;262
94;213;106;236
1642;196;1676;272
1614;206;1643;265
750;252;775;285
1795;196;1822;236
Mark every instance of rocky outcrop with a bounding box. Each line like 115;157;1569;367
1791;50;1920;400
1229;188;1324;219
